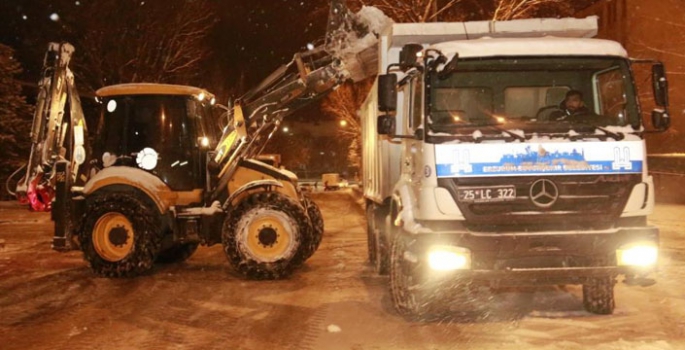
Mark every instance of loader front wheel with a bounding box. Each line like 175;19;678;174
79;192;163;277
223;192;311;279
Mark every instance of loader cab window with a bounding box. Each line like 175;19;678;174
94;95;203;190
188;99;222;147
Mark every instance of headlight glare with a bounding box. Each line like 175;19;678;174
427;245;471;271
617;242;658;267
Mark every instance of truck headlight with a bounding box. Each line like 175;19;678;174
427;245;471;271
617;242;658;267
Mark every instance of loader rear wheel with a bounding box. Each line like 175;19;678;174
156;243;199;264
302;196;324;260
583;277;615;315
79;192;163;277
223;192;311;279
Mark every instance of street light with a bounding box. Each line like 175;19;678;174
340;120;347;127
283;126;290;133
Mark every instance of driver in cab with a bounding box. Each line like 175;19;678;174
550;90;591;121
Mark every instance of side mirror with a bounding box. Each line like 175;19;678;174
651;109;670;131
399;43;423;70
652;63;669;107
378;74;397;113
377;115;396;136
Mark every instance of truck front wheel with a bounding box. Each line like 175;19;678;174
390;234;440;320
223;192;311;279
78;192;163;277
582;277;615;315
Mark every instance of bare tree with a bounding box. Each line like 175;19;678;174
57;0;218;94
491;0;570;20
348;0;464;22
0;44;33;198
321;79;373;170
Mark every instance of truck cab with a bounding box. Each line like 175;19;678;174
362;17;670;317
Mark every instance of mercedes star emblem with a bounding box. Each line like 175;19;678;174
529;179;559;208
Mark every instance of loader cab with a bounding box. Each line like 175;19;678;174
93;83;221;191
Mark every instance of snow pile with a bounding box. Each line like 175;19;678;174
355;6;393;35
182;201;224;216
328;6;393;82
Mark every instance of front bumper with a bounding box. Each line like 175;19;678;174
404;225;659;286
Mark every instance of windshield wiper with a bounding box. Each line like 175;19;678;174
568;120;624;141
428;123;526;143
483;124;527;142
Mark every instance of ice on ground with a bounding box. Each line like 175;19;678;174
327;324;342;333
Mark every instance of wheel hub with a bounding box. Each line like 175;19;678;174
108;225;130;247
257;226;279;247
92;212;135;262
243;209;295;262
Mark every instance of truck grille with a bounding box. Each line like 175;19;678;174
437;174;642;232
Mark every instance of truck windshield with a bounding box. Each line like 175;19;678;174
428;57;640;134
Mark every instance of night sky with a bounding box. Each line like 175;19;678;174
0;0;331;99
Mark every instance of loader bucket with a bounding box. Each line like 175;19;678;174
325;0;393;82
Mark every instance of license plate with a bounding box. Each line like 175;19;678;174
458;186;516;203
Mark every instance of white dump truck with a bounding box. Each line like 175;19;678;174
361;16;671;317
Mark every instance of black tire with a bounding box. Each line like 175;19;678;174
223;191;312;280
302;196;324;260
390;234;440;320
374;214;391;275
583;277;615;314
156;243;199;264
78;192;163;277
366;203;377;265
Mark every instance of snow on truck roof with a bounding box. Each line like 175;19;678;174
387;16;599;46
433;37;628;59
96;83;214;100
383;16;627;58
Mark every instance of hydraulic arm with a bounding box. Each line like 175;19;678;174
210;0;380;205
14;42;88;211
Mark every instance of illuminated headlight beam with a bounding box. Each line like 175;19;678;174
427;246;471;271
617;243;658;267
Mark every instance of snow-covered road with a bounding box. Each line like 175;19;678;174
0;192;683;350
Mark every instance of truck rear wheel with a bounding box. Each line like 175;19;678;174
302;196;324;260
366;203;377;265
78;192;163;277
223;192;311;279
583;277;615;314
156;243;199;264
374;214;391;275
